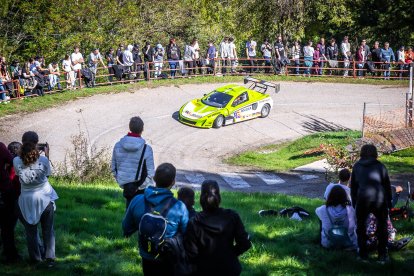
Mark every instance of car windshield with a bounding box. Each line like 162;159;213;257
201;91;233;108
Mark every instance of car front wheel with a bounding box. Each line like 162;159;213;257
260;104;271;118
213;115;224;128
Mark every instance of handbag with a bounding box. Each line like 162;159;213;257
122;144;147;200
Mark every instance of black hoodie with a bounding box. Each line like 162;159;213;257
184;208;251;276
351;158;392;209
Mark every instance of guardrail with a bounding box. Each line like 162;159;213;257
0;58;411;103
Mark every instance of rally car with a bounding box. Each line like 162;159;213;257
178;77;280;128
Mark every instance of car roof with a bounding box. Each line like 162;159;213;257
215;84;249;97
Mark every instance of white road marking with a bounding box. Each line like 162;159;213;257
219;173;251;189
255;172;286;185
184;173;205;188
299;174;319;181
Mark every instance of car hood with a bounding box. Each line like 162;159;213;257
181;99;219;119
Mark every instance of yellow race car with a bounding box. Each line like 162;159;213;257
178;77;280;128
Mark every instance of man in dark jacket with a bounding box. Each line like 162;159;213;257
351;144;392;263
371;41;382;76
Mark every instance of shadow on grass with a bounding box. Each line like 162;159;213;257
2;182;413;275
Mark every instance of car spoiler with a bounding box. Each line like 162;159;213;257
243;77;280;94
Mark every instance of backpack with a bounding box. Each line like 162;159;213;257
170;45;179;60
139;197;177;260
326;208;352;249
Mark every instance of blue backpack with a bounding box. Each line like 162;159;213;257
138;197;177;260
326;209;353;249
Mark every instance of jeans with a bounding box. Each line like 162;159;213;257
264;56;271;73
19;202;55;261
248;56;256;73
108;64;115;82
343;59;350;76
294;59;300;75
48;75;62;90
169;60;178;77
383;63;391;79
357;63;364;77
319;60;324;75
356;201;388;258
154;61;163;78
0;91;6;101
304;56;313;75
184;60;194;75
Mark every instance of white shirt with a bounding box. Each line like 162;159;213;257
71;52;83;70
246;41;257;57
193;42;200;59
303;46;315;57
62;59;72;72
229;42;236;58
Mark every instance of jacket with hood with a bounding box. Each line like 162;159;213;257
350;158;392;209
122;186;189;259
315;204;357;249
122;45;134;66
184;208;251;276
111;135;154;189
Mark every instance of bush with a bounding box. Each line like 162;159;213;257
55;131;112;183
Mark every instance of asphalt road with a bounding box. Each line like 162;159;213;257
0;81;406;197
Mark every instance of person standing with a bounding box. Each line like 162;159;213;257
380;42;395;80
261;38;273;74
303;40;314;77
142;42;153;80
273;35;286;74
116;44;125;65
183;41;196;76
105;48;116;83
356;45;366;77
228;37;238;73
166;38;181;78
317;38;327;75
111;116;155;209
14;131;58;267
340;36;351;77
123;163;189;276
396;46;406;79
153;43;165;78
219;37;229;74
245;38;257;73
290;41;301;75
0;142;20;263
62;54;75;90
206;41;217;74
184;180;251;276
71;46;84;87
371;41;382;77
351;144;392;263
124;45;135;80
88;48;106;87
326;38;339;75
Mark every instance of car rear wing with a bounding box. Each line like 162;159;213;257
244;77;280;94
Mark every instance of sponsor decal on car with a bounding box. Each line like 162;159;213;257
184;110;203;118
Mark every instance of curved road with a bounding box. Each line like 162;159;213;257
1;82;405;196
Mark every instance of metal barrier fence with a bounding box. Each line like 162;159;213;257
1;58;411;103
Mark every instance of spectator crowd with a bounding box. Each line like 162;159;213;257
1;115;411;274
1;35;413;103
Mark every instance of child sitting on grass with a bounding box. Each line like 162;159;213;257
178;186;197;220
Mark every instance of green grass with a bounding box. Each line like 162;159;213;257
0;75;408;119
1;179;413;275
226;131;361;172
226;131;414;174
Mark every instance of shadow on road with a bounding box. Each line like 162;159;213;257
298;113;351;133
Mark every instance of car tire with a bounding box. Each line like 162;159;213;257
260;104;271;118
213;115;224;128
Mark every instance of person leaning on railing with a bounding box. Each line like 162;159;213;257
380;42;395;80
290;41;301;75
71;46;84;87
326;38;339;75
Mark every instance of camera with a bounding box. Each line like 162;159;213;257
37;143;49;151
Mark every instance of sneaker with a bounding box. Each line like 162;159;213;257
258;209;278;217
377;254;389;265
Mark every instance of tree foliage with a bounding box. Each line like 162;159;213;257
0;0;413;61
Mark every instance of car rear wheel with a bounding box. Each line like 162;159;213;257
260;104;271;118
213;115;224;128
